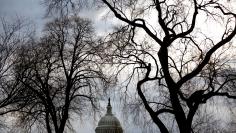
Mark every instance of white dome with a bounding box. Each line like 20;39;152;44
95;99;123;133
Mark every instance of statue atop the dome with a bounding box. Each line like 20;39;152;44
106;98;112;115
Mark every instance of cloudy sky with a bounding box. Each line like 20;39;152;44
0;0;115;36
0;0;46;35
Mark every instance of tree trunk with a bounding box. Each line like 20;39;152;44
158;47;191;133
45;111;52;133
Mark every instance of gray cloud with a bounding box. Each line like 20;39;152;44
0;0;47;35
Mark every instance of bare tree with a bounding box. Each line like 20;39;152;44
98;0;236;133
13;16;109;133
0;17;32;117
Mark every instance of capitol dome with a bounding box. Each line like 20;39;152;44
95;99;123;133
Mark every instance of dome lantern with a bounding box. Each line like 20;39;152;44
95;98;123;133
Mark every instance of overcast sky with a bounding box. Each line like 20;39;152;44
0;0;46;35
0;0;115;36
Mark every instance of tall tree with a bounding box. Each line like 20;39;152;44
14;16;108;133
100;0;236;133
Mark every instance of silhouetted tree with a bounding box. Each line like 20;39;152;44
0;17;32;116
99;0;236;133
13;16;108;133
